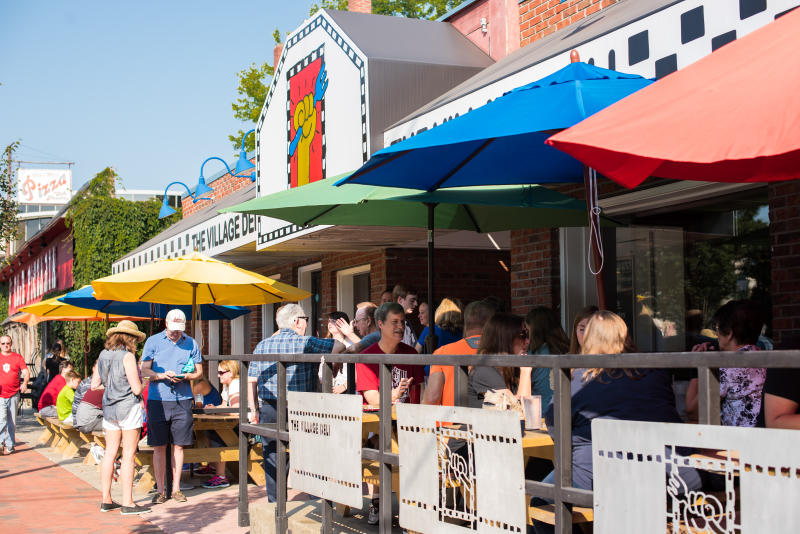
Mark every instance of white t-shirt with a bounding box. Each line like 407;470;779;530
222;378;240;406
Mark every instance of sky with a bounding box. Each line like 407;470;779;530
0;1;315;192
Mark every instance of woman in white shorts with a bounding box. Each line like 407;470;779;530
91;320;150;515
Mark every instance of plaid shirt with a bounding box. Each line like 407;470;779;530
248;329;335;402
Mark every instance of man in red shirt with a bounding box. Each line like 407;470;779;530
38;359;74;416
355;302;424;524
1;335;30;454
356;302;424;405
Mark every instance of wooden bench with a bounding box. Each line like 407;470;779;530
34;413;59;447
527;503;594;525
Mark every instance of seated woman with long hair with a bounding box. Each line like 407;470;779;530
526;306;570;407
544;311;699;489
467;313;531;409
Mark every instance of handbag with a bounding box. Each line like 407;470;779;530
481;388;524;419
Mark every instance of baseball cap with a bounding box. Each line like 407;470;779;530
165;309;186;332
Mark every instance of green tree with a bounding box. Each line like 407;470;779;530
231;0;459;152
372;0;459;18
0;141;20;264
310;0;458;17
228;61;274;153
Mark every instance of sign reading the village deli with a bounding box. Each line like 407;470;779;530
17;168;72;204
255;12;368;250
188;212;258;254
112;212;260;273
287;391;363;508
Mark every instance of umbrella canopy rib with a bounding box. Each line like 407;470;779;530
462;204;482;233
428;138;495;192
304;204;338;226
139;279;166;303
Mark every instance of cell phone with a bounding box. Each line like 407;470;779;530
174;374;185;379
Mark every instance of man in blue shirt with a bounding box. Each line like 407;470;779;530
140;309;203;504
247;303;345;502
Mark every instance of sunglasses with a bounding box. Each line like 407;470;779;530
297;316;309;322
218;369;231;376
0;342;11;346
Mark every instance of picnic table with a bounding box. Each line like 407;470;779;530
134;412;265;494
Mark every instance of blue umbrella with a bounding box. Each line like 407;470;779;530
335;62;653;191
59;285;251;321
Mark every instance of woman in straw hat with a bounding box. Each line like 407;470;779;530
91;320;151;515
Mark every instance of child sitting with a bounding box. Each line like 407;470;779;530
56;371;82;425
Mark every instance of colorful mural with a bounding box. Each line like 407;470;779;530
287;46;328;188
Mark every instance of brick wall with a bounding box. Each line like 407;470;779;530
384;248;511;311
769;181;800;349
181;158;255;218
509;228;561;314
519;0;617;46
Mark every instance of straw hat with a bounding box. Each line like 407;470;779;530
106;320;146;342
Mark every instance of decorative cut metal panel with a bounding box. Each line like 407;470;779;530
287;392;363;508
397;404;526;534
593;420;800;533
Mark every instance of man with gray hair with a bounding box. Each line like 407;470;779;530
247;303;345;502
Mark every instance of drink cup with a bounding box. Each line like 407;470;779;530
522;395;542;430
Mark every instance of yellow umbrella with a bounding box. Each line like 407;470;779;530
19;295;148;377
91;252;311;337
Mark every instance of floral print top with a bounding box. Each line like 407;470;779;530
720;345;765;427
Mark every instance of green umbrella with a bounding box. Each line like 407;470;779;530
223;176;594;232
222;174;614;350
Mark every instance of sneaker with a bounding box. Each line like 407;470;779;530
202;475;230;489
367;503;379;525
121;504;152;515
195;465;215;476
171;491;187;503
100;501;122;513
151;492;167;505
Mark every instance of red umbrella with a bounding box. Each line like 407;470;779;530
546;8;800;189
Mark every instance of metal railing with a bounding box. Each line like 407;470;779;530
206;349;800;533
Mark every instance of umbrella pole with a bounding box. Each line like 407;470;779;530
83;320;88;378
149;303;154;337
191;283;198;343
583;166;608;310
104;313;109;332
425;203;438;353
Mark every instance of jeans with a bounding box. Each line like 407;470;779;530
0;394;20;449
260;402;289;503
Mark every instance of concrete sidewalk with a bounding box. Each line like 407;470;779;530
6;408;401;533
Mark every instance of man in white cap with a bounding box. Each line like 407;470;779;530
140;309;203;504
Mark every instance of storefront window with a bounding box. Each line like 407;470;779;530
611;189;770;352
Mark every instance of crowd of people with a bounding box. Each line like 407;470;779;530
239;285;791;529
2;281;793;527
